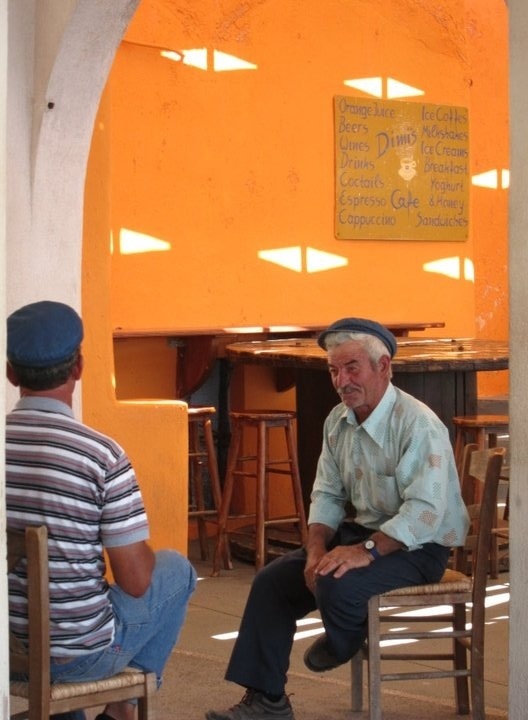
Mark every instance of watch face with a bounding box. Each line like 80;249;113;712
365;539;375;550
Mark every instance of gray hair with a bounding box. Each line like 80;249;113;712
323;331;393;376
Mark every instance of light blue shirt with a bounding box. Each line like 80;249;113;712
308;383;470;551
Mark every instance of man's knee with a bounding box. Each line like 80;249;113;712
153;549;197;596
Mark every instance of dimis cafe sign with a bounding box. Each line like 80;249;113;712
334;96;469;241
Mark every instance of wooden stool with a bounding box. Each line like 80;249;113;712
212;410;308;575
188;406;231;568
453;414;509;472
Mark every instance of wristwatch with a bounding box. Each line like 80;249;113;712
363;538;381;560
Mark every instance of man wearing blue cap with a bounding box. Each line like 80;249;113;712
5;300;197;720
206;317;469;720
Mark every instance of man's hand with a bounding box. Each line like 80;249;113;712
304;548;327;593
313;532;403;580
314;544;372;579
304;523;335;593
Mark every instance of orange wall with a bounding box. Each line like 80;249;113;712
81;0;509;552
466;0;509;397
82;90;190;555
105;0;507;346
97;0;508;397
111;0;479;332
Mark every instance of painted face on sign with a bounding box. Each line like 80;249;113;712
398;156;417;181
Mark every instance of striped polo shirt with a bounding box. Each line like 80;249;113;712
6;396;150;657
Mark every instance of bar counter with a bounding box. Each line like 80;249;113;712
113;322;445;398
225;337;509;510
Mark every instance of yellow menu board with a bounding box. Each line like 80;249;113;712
334;96;469;241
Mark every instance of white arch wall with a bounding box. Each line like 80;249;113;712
7;0;140;316
1;0;140;709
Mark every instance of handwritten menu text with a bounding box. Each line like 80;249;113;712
334;96;469;241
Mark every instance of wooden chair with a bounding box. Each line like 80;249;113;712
8;525;157;720
350;446;505;720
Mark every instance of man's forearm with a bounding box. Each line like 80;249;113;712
305;523;336;554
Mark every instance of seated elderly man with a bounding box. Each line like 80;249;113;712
6;300;197;720
206;316;469;720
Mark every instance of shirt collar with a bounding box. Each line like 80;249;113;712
345;383;396;446
14;395;74;418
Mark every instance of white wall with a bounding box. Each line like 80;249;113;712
1;0;140;711
507;0;528;713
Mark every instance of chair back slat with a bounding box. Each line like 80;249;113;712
471;449;504;610
8;525;51;718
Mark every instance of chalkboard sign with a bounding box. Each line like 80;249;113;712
334;96;469;241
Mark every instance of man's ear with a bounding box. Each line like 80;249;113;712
72;353;84;381
6;362;20;387
379;354;391;376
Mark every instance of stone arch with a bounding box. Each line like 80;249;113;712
28;0;140;310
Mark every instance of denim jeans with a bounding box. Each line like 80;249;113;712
50;550;196;691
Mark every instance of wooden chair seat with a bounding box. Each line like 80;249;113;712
8;525;156;720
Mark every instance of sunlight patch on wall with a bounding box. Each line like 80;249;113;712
386;77;424;99
423;256;474;281
306;247;348;273
119;228;171;255
343;77;383;97
162;48;257;72
214;50;257;71
181;48;208;69
343;77;424;99
258;247;348;274
160;50;184;63
472;169;510;190
259;246;303;272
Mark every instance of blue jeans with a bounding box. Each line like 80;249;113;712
50;550;196;690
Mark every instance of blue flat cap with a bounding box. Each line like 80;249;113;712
317;317;397;357
7;301;84;368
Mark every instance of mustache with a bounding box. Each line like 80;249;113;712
338;384;361;396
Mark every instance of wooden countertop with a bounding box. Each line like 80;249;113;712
113;321;445;339
225;337;509;374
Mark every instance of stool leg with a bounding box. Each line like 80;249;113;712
189;421;209;561
476;428;487;449
203;416;232;570
284;420;308;543
254;420;268;571
454;430;465;476
212;422;241;576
